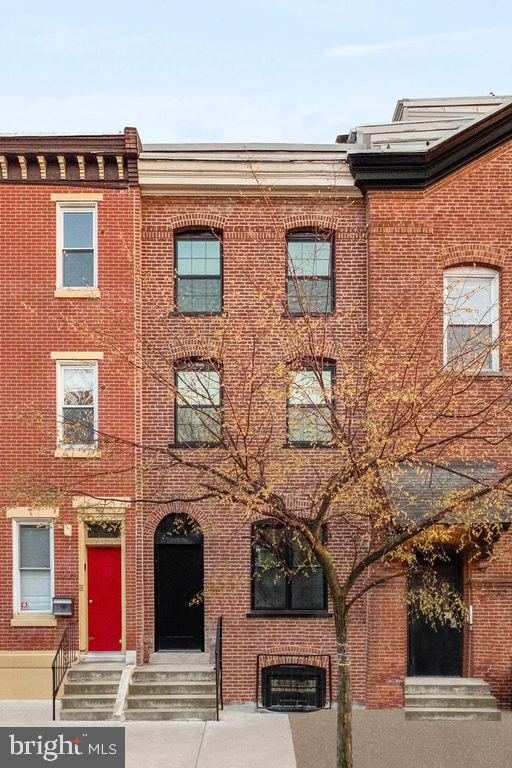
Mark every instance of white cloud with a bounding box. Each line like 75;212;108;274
325;27;510;59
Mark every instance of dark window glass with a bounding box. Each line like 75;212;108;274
288;366;333;445
62;210;95;287
252;523;327;612
175;364;222;445
175;231;222;314
86;523;121;539
287;231;333;314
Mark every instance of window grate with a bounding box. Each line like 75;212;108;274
256;654;332;711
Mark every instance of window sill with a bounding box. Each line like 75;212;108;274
54;288;101;299
280;312;335;319
282;442;334;450
246;611;332;619
54;448;102;458
167;442;221;450
11;614;57;628
470;370;512;378
167;311;227;318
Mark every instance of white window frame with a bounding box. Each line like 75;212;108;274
443;266;499;372
56;360;99;448
12;520;55;615
56;203;98;289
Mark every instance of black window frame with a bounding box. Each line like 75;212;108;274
250;521;328;616
286;361;335;448
285;228;335;316
172;360;223;448
173;228;223;316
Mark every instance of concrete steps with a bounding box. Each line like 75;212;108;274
126;654;217;722
405;677;501;721
125;708;216;721
60;663;123;722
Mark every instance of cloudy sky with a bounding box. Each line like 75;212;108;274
2;0;512;143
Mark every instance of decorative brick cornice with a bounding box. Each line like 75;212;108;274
0;127;140;187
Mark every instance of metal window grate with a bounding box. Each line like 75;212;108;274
256;654;332;711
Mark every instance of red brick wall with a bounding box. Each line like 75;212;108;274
365;139;512;706
0;183;139;652
139;194;369;702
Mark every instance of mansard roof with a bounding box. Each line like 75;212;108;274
347;96;512;191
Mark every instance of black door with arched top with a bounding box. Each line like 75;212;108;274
154;514;204;651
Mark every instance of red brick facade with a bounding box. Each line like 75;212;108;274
363;141;512;708
1;127;512;708
0;132;141;677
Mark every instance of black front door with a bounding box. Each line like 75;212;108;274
154;515;204;651
408;551;463;676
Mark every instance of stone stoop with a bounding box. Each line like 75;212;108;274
125;653;216;721
59;663;124;721
405;677;501;721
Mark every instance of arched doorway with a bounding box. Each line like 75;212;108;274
154;513;204;651
408;549;464;676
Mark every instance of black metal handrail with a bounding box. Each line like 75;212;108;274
256;653;332;710
214;616;223;720
52;620;79;721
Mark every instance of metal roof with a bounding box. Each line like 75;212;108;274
348;96;512;152
379;460;511;524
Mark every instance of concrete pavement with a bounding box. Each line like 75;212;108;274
290;708;512;768
0;701;296;768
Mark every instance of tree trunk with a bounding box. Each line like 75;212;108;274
333;598;352;768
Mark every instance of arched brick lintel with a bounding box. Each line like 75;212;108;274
143;501;211;535
442;244;509;271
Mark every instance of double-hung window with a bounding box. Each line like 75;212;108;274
174;230;222;314
57;205;97;289
14;522;54;614
252;522;327;613
287;364;334;446
444;267;499;371
175;362;222;446
286;229;334;314
57;362;98;448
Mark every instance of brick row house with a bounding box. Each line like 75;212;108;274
1;96;512;717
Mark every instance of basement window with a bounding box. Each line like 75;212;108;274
262;664;325;711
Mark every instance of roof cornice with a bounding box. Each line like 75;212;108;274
0;127;141;187
138;154;359;196
348;101;512;192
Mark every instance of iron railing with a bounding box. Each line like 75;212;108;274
52;620;79;720
214;616;223;720
256;653;332;711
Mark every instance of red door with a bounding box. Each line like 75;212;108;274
87;547;122;651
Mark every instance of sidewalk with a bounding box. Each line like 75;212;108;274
0;702;296;768
290;708;512;768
